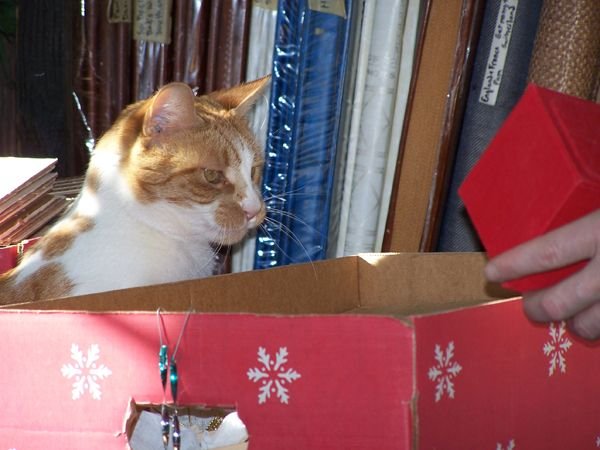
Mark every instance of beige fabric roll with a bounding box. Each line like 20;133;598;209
528;0;600;100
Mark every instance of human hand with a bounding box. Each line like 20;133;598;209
484;209;600;340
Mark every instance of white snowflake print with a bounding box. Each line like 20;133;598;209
61;344;112;400
428;341;462;402
247;347;301;404
543;322;573;376
496;439;515;450
596;435;600;447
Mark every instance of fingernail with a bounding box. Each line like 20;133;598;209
484;262;500;281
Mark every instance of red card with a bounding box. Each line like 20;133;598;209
460;84;600;292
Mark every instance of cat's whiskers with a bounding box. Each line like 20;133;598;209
259;184;321;269
265;207;322;237
258;220;317;277
261;216;315;267
201;226;227;275
262;184;317;203
264;193;323;240
262;215;309;251
256;221;297;265
264;193;316;204
263;122;288;139
217;227;230;251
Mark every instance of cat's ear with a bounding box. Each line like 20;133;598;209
143;82;199;137
208;75;271;117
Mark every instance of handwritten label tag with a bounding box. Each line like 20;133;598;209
253;0;278;11
107;0;132;23
133;0;173;44
308;0;346;18
479;0;519;106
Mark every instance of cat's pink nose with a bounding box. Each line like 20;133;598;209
242;194;262;222
245;207;259;221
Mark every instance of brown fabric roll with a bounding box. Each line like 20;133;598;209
97;1;132;135
114;23;132;115
205;0;252;92
528;0;600;100
81;0;98;139
77;0;131;141
0;37;18;157
132;41;171;101
205;1;223;92
172;0;191;81
172;0;211;91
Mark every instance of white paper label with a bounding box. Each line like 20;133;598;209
479;0;519;106
133;0;173;44
107;0;132;23
253;0;278;11
308;0;347;18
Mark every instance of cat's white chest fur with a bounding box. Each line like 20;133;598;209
62;207;216;296
61;222;215;297
74;164;218;295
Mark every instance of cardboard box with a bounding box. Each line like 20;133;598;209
1;253;599;449
460;84;600;292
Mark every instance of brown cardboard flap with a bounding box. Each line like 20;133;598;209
7;255;360;314
4;253;515;316
356;252;513;315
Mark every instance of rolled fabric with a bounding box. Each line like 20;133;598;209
327;0;371;258
205;0;252;92
337;0;418;256
436;0;543;251
528;0;600;100
132;41;170;101
172;0;210;91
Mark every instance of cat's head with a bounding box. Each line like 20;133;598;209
98;77;270;245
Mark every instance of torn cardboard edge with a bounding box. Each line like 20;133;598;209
124;399;247;450
1;253;515;318
124;399;237;438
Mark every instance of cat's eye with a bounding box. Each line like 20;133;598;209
204;168;225;184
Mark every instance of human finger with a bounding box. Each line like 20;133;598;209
568;301;600;340
485;211;600;283
522;256;600;322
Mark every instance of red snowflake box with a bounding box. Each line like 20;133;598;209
460;84;600;292
1;253;600;449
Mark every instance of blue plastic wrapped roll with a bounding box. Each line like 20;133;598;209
254;0;353;269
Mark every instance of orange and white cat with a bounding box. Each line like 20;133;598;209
0;77;270;304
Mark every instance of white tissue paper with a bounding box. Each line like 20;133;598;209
129;410;248;450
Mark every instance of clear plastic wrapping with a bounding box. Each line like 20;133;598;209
231;3;278;273
254;0;354;269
